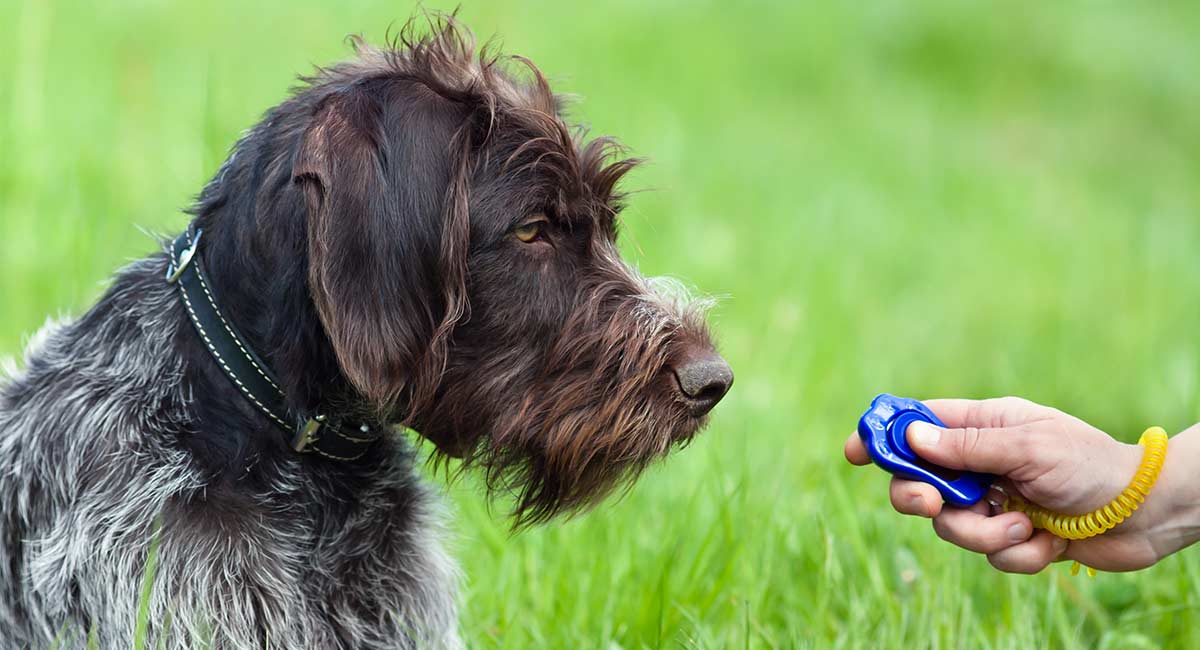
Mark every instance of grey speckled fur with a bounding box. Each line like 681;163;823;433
0;255;461;649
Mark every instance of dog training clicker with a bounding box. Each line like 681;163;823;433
858;394;1168;576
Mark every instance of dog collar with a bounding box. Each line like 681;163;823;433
167;226;382;461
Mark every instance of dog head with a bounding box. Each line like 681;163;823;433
249;16;732;524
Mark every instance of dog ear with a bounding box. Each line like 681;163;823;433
292;83;472;414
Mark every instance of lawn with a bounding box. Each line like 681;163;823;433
2;1;1200;648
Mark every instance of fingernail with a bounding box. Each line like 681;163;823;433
1007;523;1029;542
1052;537;1068;557
909;421;941;448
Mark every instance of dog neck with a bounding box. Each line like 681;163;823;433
167;224;384;462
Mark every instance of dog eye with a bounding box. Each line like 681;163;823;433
513;217;548;243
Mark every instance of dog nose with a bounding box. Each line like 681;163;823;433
673;349;733;417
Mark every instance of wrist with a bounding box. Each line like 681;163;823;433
1144;424;1200;562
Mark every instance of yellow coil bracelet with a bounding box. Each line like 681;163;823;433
1002;427;1169;576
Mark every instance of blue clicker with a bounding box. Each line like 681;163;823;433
857;394;994;507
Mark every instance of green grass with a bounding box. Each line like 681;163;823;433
4;1;1200;647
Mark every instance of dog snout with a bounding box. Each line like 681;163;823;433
672;347;733;417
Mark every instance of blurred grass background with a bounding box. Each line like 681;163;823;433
3;1;1200;648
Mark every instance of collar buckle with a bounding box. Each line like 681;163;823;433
293;415;327;452
166;228;203;284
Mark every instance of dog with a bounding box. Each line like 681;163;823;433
0;16;732;649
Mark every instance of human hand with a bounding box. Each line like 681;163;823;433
845;397;1200;573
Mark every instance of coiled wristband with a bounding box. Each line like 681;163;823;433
1004;427;1168;576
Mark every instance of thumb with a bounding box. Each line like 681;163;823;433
906;420;1038;476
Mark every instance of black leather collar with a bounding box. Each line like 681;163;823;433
167;226;382;461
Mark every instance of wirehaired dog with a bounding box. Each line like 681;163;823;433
0;16;732;649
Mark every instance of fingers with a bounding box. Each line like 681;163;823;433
986;531;1069;574
923;397;1049;429
843;433;870;465
930;506;1034;554
905;418;1045;475
890;477;942;518
850;396;1055;474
